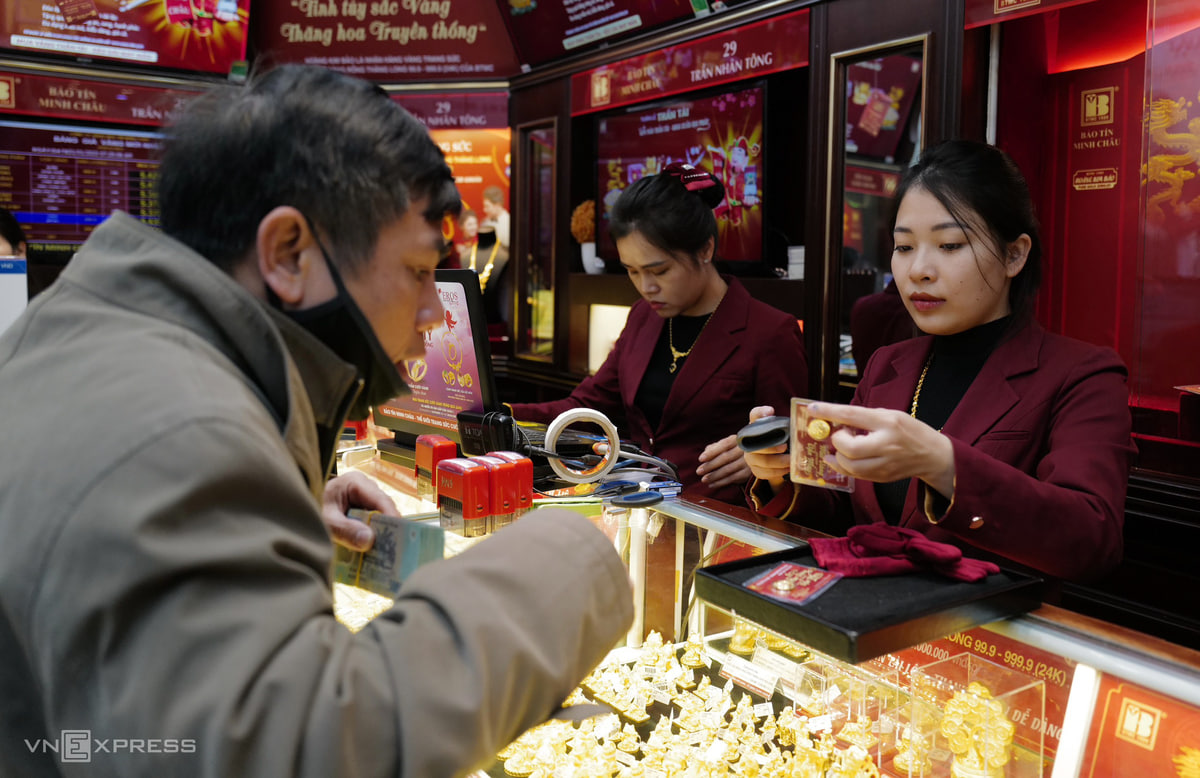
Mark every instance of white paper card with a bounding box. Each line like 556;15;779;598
0;259;27;336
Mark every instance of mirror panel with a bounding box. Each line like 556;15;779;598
824;37;927;397
517;122;556;361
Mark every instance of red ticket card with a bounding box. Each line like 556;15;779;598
744;562;842;604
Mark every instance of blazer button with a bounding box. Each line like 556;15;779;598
969;516;985;529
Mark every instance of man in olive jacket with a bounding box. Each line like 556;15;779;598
0;66;633;777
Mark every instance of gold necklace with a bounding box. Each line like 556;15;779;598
910;354;933;417
469;240;501;291
668;312;715;374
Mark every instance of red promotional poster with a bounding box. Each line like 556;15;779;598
596;85;764;263
251;0;520;80
427;128;510;256
845;53;923;163
1080;675;1200;776
499;0;694;68
570;10;809;116
0;117;162;258
1;0;249;74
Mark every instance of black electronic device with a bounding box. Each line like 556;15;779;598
736;415;790;452
456;410;598;459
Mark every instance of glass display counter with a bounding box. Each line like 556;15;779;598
333;456;1200;777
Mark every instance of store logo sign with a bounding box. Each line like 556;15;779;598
995;0;1040;13
1115;699;1163;750
590;71;611;108
1082;87;1116;127
0;76;15;110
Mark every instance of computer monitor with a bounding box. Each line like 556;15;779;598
374;269;500;450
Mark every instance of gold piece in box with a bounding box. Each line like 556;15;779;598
837;714;879;750
940;682;1015;778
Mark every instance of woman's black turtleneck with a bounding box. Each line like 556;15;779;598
875;315;1013;523
635;313;710;430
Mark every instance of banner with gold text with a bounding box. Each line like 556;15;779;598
570;9;809;116
251;0;520;80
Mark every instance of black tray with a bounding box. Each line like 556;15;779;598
695;544;1044;664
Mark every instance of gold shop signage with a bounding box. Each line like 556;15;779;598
1072;168;1119;191
570;9;809;116
965;0;1099;30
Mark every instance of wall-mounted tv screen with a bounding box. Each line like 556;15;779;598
0;118;162;259
500;0;694;68
596;84;765;264
2;0;250;75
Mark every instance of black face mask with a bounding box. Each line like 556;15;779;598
272;231;410;422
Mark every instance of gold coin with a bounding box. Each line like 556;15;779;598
806;419;832;440
773;579;796;592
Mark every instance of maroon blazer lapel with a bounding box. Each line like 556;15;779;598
658;279;749;431
940;323;1042;446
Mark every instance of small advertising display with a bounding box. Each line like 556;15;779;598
596;85;764;263
1;0;249;74
375;275;489;437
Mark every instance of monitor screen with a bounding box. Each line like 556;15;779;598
596;84;765;264
0;118;162;260
500;0;694;68
374;269;497;445
2;0;250;75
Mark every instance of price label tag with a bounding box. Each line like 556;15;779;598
809;713;833;733
753;702;775;719
614;750;637;767
719;652;781;699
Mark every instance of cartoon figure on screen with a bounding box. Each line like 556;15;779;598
707;136;760;226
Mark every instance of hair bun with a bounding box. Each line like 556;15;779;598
694;172;725;210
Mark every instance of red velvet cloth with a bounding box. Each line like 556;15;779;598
809;525;1000;582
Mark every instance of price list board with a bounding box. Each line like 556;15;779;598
0;119;162;258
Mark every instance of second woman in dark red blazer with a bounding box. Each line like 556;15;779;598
746;141;1135;581
510;163;808;504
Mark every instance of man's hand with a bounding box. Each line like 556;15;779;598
322;471;399;551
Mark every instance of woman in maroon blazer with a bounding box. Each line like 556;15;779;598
510;163;808;504
746;141;1135;581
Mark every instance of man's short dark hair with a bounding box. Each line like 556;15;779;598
158;65;460;272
